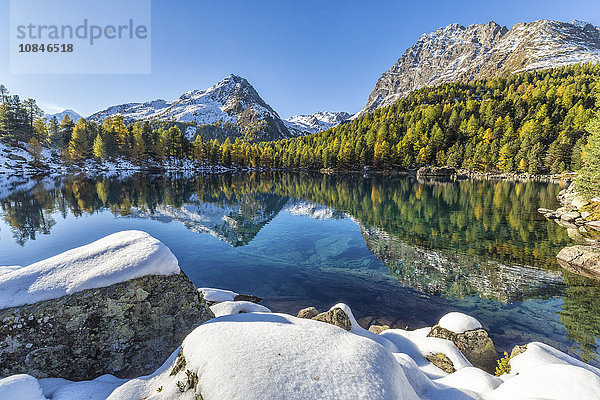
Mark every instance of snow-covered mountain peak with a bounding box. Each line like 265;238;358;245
44;109;82;123
88;75;290;141
358;19;600;116
284;111;351;136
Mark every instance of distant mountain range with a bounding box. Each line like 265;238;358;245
44;109;82;123
357;19;600;116
44;19;600;140
284;111;352;136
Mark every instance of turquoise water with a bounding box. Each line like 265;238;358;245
0;172;598;364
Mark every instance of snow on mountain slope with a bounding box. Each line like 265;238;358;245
88;75;291;141
43;109;82;122
358;19;600;116
284;111;351;136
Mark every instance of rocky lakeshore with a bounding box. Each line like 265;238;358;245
538;183;600;279
1;231;599;399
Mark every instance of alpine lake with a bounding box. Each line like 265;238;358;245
1;172;599;366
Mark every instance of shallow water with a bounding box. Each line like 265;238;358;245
1;172;599;365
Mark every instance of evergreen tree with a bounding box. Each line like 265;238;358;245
93;133;107;161
68;119;91;161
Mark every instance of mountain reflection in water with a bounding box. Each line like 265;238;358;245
0;172;598;364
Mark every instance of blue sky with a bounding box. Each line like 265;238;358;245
0;0;599;118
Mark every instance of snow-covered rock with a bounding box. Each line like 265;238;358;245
0;374;46;400
3;307;600;399
209;300;271;317
108;312;420;400
198;287;239;303
0;230;180;309
438;312;482;333
0;231;214;380
284;111;351;136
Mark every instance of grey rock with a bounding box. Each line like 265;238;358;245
428;325;498;374
416;166;456;178
572;196;590;209
510;344;528;358
560;211;581;222
556;245;600;279
296;307;319;319
586;221;600;232
368;324;390;334
233;294;262;303
425;352;456;373
0;272;214;380
312;308;352;331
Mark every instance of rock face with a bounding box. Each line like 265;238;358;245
556;245;600;279
428;325;498;374
0;272;213;380
359;20;600;115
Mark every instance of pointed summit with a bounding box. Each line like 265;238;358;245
88;75;291;141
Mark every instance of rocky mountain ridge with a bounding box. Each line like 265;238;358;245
88;75;292;141
358;19;600;116
284;111;351;136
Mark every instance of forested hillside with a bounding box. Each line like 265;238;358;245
265;63;599;174
1;64;599;179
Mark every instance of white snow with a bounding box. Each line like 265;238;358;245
438;312;482;333
0;230;180;309
209;300;272;317
284;111;350;136
39;375;127;400
488;364;600;399
508;341;600;378
109;312;420;400
198;287;238;303
0;374;46;400
2;306;600;399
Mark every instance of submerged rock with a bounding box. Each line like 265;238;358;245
556;245;600;279
0;272;214;380
428;325;498;374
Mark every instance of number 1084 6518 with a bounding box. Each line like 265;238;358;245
18;44;73;52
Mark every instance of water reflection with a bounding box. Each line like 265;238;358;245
1;172;599;362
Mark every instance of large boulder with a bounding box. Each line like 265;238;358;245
556;245;600;279
0;231;214;380
428;324;498;374
0;272;213;380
